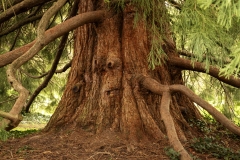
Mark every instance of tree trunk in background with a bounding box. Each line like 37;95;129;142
44;0;201;142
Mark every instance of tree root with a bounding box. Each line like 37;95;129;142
137;74;240;159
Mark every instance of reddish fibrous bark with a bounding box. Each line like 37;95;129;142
1;1;240;159
44;1;200;159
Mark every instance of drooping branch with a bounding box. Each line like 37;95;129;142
169;85;240;136
20;60;72;79
0;0;51;24
0;10;108;68
136;74;240;158
0;0;22;11
9;29;21;51
138;75;240;136
25;35;69;112
25;0;79;113
178;50;232;64
169;56;240;88
1;0;68;130
0;14;43;36
55;60;72;73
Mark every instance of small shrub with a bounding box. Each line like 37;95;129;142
191;136;240;159
9;129;38;138
21;112;51;124
17;145;33;153
164;147;180;160
0;129;9;141
0;129;38;141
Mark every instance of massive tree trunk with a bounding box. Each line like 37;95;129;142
44;1;202;158
46;0;199;138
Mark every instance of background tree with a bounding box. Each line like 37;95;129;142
1;0;240;159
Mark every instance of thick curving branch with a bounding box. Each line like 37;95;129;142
136;74;240;158
138;75;240;136
25;0;79;113
160;91;191;160
0;111;22;127
169;85;240;136
0;10;107;68
24;35;69;113
1;0;68;130
169;56;240;88
135;74;191;159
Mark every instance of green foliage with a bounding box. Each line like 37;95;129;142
195;0;240;77
164;147;180;160
0;2;72;116
0;129;9;141
170;0;240;77
9;129;38;138
21;112;51;124
220;41;240;77
134;0;169;69
189;119;213;133
16;145;33;154
197;0;240;29
174;1;234;70
112;0;240;76
0;129;38;141
0;68;17;112
189;115;240;159
113;0;169;69
191;136;240;159
184;71;240;122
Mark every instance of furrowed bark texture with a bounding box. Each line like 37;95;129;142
45;1;201;143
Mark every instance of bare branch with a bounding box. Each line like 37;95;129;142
0;111;22;124
25;0;79;112
0;14;43;36
9;29;21;51
169;84;240;136
20;60;72;79
0;10;107;68
137;75;240;136
178;50;231;64
169;56;240;88
0;0;52;24
0;0;22;11
56;60;72;73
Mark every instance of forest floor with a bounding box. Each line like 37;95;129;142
0;124;240;160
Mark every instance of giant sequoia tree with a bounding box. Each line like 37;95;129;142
1;0;240;159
